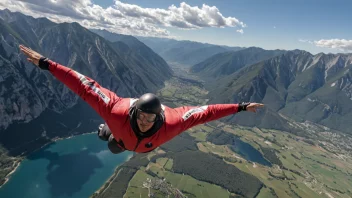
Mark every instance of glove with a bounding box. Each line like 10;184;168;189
107;135;125;154
38;57;50;70
238;102;251;112
97;123;125;154
97;123;111;141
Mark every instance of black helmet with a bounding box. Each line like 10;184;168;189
135;93;161;114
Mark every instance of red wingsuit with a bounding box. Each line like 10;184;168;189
47;60;240;153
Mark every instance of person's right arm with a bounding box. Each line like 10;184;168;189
45;59;122;121
19;45;122;121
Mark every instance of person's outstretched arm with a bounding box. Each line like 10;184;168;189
175;103;240;131
168;102;264;137
19;45;121;121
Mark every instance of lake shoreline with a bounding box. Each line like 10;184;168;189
0;132;134;198
91;153;134;196
0;131;97;188
1;160;21;188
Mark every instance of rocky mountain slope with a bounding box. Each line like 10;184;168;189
0;9;172;155
190;47;285;80
197;49;352;134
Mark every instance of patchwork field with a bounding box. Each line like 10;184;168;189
93;76;352;198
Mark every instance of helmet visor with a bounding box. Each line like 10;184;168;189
137;109;157;123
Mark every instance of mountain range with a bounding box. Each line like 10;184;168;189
191;49;352;135
135;35;244;67
190;47;285;80
1;8;352;198
2;8;351;154
0;9;172;155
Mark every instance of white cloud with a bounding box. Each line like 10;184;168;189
299;38;352;52
0;0;246;37
314;39;352;52
236;29;244;34
298;39;313;44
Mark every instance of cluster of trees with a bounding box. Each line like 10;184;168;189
121;153;149;169
160;133;198;152
8;137;51;156
0;147;20;186
302;139;315;146
268;187;279;198
170;150;263;198
206;129;239;145
268;171;286;180
324;183;346;194
92;153;149;198
291;153;301;160
303;155;338;170
260;147;282;166
91;168;138;198
288;182;302;198
263;136;284;148
223;156;238;163
283;168;305;178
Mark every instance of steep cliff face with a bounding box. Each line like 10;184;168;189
0;9;172;155
199;49;352;134
190;47;285;80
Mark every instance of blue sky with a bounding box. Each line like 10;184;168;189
1;0;351;54
94;0;352;54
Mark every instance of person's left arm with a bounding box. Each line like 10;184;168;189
159;104;242;144
166;102;264;139
174;104;241;131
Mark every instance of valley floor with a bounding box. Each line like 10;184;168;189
2;63;351;198
92;70;352;198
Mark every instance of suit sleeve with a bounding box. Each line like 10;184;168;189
47;60;122;121
173;103;240;133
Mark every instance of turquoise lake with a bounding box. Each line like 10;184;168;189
0;131;273;198
0;134;132;198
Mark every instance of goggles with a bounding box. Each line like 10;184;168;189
136;109;157;123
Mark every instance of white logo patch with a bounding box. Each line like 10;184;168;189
75;71;110;104
182;106;208;121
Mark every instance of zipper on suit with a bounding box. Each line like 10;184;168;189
133;137;142;151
